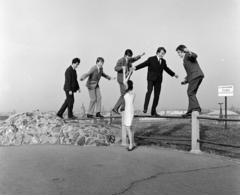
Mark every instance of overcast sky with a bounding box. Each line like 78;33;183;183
0;0;240;113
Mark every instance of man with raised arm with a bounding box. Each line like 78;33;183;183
112;49;145;115
176;45;204;117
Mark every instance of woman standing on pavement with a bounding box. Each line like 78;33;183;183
122;66;136;151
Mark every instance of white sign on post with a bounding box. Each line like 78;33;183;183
218;85;234;96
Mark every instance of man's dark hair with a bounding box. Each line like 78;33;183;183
96;57;104;63
72;58;80;64
125;80;133;92
156;47;166;54
176;45;186;52
124;49;133;57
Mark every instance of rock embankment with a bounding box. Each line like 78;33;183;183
0;112;120;146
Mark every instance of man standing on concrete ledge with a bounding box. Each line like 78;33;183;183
132;47;178;117
57;58;80;120
112;49;145;115
176;45;204;117
80;57;116;118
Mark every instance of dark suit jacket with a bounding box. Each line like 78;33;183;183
81;65;111;90
135;56;175;82
63;65;80;92
183;52;204;82
115;55;141;84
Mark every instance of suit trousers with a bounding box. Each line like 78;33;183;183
113;82;126;111
144;76;162;114
57;91;75;117
88;87;102;115
187;76;203;112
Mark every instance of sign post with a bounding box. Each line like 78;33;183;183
218;85;234;130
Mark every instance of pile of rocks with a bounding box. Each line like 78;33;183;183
0;112;120;146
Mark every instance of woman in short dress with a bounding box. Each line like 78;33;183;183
122;66;136;151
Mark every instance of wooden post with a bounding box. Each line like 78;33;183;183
190;111;201;153
121;111;128;146
110;108;113;125
225;96;227;130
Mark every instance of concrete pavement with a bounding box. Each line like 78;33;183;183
0;145;240;195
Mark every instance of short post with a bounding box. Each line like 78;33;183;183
190;111;201;153
110;108;113;125
121;111;128;146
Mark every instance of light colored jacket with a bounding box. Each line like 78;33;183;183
81;65;111;90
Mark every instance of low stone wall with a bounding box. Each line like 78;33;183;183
0;112;121;146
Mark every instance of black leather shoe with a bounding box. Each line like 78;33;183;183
127;146;136;151
120;107;125;112
182;112;192;117
87;114;93;118
96;112;104;118
68;116;78;120
151;113;160;117
112;109;120;115
143;110;147;114
56;114;63;119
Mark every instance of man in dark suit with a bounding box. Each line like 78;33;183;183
57;58;80;119
133;47;178;116
80;57;115;118
176;45;204;117
112;49;145;115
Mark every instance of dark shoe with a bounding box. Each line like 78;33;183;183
68;116;78;120
143;110;147;114
87;114;93;118
96;112;104;118
127;146;136;151
112;109;120;115
182;112;192;117
120;108;125;112
151;112;160;117
56;114;63;119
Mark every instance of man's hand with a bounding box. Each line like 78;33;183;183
69;91;73;95
181;79;188;85
184;48;192;55
78;89;81;93
174;74;179;79
122;66;126;71
131;67;136;71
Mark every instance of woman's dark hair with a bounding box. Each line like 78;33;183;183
125;80;133;92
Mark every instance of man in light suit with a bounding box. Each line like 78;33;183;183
176;45;204;117
133;47;178;116
80;57;115;118
57;58;80;120
112;49;145;115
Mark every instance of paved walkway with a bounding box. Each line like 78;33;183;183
0;145;240;195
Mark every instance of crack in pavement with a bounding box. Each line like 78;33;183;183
112;164;236;195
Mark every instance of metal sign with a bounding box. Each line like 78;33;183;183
218;85;234;96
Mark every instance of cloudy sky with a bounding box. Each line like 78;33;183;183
0;0;240;113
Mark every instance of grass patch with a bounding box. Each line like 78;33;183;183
133;119;240;159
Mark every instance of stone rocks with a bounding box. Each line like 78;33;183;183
0;112;121;146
